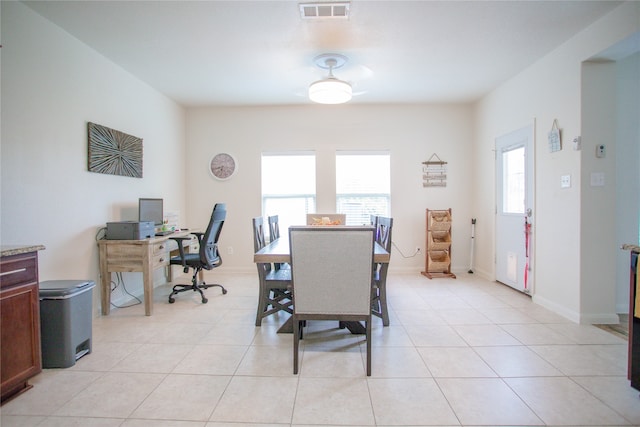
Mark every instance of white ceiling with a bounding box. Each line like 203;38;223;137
24;0;622;107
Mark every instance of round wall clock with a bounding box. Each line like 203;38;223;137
209;153;237;180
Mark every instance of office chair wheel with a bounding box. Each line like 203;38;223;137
222;288;228;295
168;296;175;304
201;297;208;304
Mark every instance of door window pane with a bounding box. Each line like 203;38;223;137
502;146;525;214
336;152;390;225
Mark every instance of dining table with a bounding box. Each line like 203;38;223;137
254;235;390;264
253;233;391;333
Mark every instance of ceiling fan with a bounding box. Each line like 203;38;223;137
301;53;372;104
309;53;352;104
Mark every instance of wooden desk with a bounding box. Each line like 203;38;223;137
98;231;194;316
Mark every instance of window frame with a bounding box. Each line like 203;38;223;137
335;150;391;225
261;151;316;236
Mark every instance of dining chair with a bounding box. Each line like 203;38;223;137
289;226;375;376
372;216;393;325
252;216;293;326
267;214;280;241
167;203;227;304
267;214;288;271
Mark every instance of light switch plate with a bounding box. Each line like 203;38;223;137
590;172;605;186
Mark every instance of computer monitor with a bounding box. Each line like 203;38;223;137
138;198;163;226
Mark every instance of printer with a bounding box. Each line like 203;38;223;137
106;221;155;240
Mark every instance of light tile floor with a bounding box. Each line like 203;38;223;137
2;272;640;426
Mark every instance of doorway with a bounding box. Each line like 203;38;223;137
495;125;534;293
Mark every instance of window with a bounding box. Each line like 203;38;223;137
336;152;390;225
261;152;316;236
502;145;525;214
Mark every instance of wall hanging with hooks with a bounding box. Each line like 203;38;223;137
422;153;448;187
548;119;562;152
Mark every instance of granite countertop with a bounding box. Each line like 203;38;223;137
622;244;640;253
1;245;46;257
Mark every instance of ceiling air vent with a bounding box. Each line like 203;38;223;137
299;2;350;20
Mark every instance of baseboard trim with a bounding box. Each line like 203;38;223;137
580;312;621;325
532;294;580;323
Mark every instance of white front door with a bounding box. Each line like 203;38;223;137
495;125;534;293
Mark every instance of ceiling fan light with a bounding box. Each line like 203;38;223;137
309;78;352;104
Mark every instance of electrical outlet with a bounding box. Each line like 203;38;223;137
416;247;421;254
227;246;234;255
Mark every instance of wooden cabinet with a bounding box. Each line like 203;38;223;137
1;248;44;404
421;209;456;279
629;251;639;392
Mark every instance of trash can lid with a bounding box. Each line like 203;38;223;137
39;280;95;297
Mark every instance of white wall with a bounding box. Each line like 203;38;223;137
4;0;637;323
185;105;473;273
1;2;187;311
473;2;640;323
581;61;618;323
615;52;640;312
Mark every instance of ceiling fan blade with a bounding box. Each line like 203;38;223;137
290;54;374;99
338;63;374;82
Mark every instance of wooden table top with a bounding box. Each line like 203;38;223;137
97;230;194;245
254;237;390;264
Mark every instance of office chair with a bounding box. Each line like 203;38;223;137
168;203;227;304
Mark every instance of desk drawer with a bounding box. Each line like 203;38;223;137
153;242;169;255
105;244;144;261
152;252;169;268
106;255;168;271
152;242;169;268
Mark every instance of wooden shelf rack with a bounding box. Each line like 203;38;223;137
421;208;456;279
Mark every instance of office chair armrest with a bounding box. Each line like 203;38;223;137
168;236;193;266
191;231;205;244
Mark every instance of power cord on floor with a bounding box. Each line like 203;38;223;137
391;241;420;258
110;272;142;309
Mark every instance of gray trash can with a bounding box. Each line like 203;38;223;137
39;280;95;368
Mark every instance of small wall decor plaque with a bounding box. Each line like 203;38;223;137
422;153;447;187
88;122;143;178
548;119;562;153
